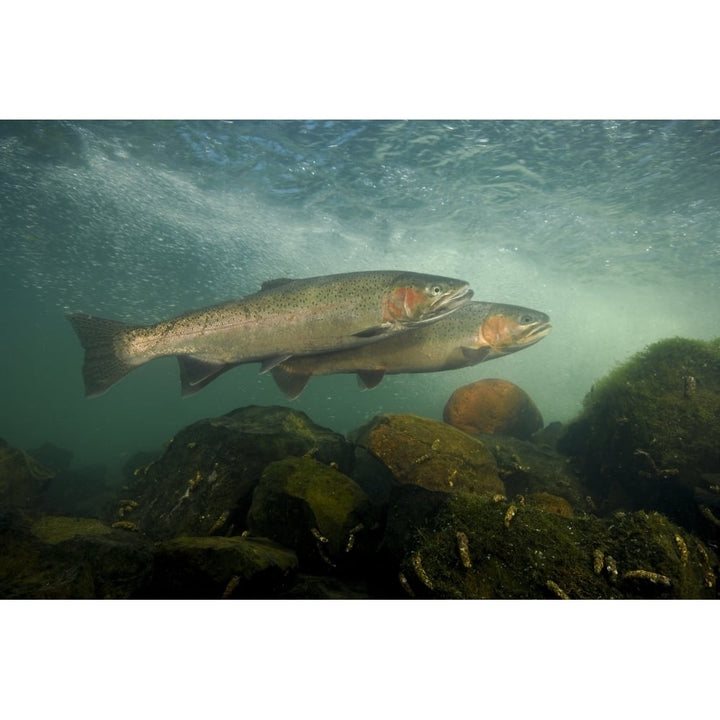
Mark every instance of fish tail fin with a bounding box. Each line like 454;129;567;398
67;313;138;396
270;366;310;400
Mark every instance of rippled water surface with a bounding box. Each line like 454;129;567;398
1;120;719;474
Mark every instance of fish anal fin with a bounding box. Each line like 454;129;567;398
461;346;492;364
271;366;310;400
356;370;385;390
259;355;293;374
178;356;236;395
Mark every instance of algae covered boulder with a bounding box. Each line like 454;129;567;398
390;493;717;599
481;433;591;512
443;378;544;440
0;439;54;508
350;414;504;496
147;536;298;599
126;405;354;540
558;337;720;536
247;456;373;568
0;514;153;599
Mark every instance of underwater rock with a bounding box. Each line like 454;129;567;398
481;433;590;511
147;535;298;599
247;456;373;569
0;514;153;599
558;337;720;540
443;378;544;440
389;493;717;599
0;439;55;509
350;413;504;496
525;492;574;517
38;464;115;519
126;405;355;540
27;442;74;472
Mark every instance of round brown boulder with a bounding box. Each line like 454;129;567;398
443;378;543;440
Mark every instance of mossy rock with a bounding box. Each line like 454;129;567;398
558;337;720;536
350;414;504;496
247;456;373;569
392;494;717;599
0;514;153;599
148;535;298;599
126;405;355;540
480;433;590;511
0;439;54;508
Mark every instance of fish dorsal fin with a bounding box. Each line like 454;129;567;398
461;346;492;364
259;354;293;374
356;370;385;390
271;366;311;400
178;356;236;395
260;278;297;291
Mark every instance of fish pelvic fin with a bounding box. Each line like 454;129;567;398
461;346;492;364
356;370;385;390
270;366;310;400
67;313;137;397
178;357;237;396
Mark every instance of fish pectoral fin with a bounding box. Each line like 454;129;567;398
352;323;393;338
356;370;385;390
270;366;310;400
259;354;293;374
178;356;237;395
461;346;492;364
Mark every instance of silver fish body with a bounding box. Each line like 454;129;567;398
68;270;472;396
270;301;551;398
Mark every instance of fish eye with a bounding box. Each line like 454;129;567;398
430;285;443;295
520;314;535;324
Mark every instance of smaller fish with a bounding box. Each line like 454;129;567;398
270;301;551;399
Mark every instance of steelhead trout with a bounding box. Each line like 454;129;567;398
68;270;472;396
269;301;551;399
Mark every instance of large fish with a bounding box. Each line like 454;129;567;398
269;301;551;399
68;270;473;396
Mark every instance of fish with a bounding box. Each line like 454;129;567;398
269;301;551;399
67;270;473;397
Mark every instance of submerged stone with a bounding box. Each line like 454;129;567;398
558;337;720;541
443;378;544;440
481;432;591;511
390;493;717;599
126;405;354;540
0;439;55;508
350;413;504;496
148;535;298;599
247;456;373;568
0;514;153;599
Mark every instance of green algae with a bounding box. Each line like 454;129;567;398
31;516;113;544
396;492;716;599
247;456;371;564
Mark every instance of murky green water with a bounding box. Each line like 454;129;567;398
1;120;718;477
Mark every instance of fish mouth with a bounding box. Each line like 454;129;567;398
428;284;474;317
485;321;552;356
524;321;552;344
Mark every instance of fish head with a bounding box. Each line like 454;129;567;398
383;273;473;326
478;304;552;357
